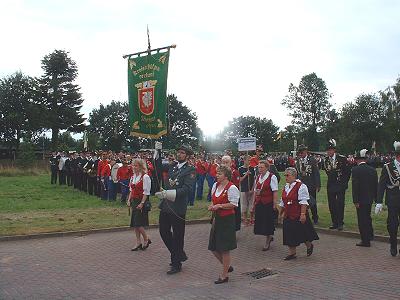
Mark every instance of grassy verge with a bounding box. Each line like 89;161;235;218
0;171;389;236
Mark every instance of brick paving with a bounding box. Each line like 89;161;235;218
1;223;399;300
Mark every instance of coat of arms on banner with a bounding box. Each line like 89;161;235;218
136;80;157;116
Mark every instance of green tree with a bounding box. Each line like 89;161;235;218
158;94;201;150
219;116;279;152
88;100;141;151
380;77;400;150
281;73;332;150
0;72;43;149
39;50;85;150
17;141;36;167
336;94;386;153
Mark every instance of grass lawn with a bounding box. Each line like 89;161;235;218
0;170;389;236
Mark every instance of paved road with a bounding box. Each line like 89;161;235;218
1;223;399;300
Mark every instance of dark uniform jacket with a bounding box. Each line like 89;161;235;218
352;162;378;205
377;160;400;207
295;155;321;191
159;161;196;216
324;154;351;192
50;156;59;170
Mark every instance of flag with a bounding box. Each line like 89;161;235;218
127;51;170;139
83;130;88;151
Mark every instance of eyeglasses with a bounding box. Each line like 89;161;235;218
284;174;291;177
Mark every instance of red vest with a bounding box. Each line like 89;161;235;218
282;181;303;220
255;173;273;205
130;174;144;200
212;182;235;217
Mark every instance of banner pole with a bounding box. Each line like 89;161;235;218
123;45;176;59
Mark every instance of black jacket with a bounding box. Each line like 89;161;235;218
159;162;196;216
377;161;400;207
324;154;351;192
295;156;321;191
351;162;378;205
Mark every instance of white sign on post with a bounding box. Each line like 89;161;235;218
238;137;257;152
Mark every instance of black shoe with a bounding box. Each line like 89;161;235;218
181;252;188;262
131;244;142;251
142;239;152;250
214;277;229;284
390;246;397;257
307;244;314;256
262;237;274;251
356;242;370;247
337;225;343;231
167;266;182;275
329;224;338;230
284;254;297;261
228;266;234;273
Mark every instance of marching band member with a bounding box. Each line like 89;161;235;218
221;155;241;231
100;157;111;201
295;144;321;224
155;144;196;275
377;141;400;256
128;158;152;251
324;139;351;231
117;160;133;203
208;165;240;284
239;155;256;225
253;160;278;251
279;167;319;260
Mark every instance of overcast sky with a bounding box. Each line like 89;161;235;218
1;0;400;137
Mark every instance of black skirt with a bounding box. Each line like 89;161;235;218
283;215;319;247
254;202;275;236
235;199;241;231
130;199;149;228
208;213;237;252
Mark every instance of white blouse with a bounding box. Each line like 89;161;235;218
279;179;309;207
130;173;151;196
256;171;279;192
211;182;240;207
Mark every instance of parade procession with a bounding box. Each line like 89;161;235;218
44;29;400;283
2;2;400;299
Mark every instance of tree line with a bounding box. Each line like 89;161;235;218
1;49;399;155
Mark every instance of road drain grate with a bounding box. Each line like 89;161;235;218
243;268;277;279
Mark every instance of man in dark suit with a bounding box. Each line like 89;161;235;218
156;144;196;275
295;144;321;224
352;149;378;247
324;139;351;231
377;141;400;256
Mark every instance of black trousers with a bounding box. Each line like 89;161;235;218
356;203;373;243
66;170;73;186
159;211;186;267
58;170;66;185
95;179;101;197
309;189;319;222
87;176;96;195
327;189;345;226
74;172;81;189
387;206;400;246
81;173;88;192
50;168;58;184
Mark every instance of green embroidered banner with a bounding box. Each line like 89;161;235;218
128;51;169;138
